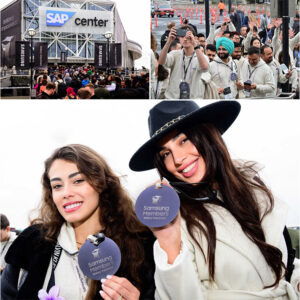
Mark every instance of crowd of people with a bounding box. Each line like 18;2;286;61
151;6;300;99
33;65;149;99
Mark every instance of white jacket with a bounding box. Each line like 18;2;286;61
209;56;239;99
163;50;210;99
266;59;289;96
239;58;275;98
154;187;300;300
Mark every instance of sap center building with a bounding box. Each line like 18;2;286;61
1;0;142;67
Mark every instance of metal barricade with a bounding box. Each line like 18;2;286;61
0;87;31;99
275;92;297;99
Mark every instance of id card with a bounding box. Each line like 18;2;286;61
179;81;190;99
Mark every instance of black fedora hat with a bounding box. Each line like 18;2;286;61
129;100;241;171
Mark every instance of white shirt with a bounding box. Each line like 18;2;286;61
42;223;90;300
0;231;17;269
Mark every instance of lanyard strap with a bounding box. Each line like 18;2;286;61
182;51;195;81
71;256;88;296
214;59;236;72
247;63;262;81
47;243;63;292
215;59;237;86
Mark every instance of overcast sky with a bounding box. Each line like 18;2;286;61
0;100;299;230
0;0;150;68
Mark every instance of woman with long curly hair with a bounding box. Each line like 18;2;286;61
1;144;155;300
129;101;300;299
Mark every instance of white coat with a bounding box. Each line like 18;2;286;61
154;168;300;300
163;50;210;99
209;56;239;99
239;58;275;98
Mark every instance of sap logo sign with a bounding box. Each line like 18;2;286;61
46;10;76;26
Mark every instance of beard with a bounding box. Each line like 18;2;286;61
232;53;241;60
218;52;229;60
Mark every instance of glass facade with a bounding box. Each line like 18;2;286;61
23;0;115;60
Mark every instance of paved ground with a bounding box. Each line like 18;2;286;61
152;12;225;52
152;2;271;52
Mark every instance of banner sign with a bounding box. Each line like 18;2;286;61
94;43;107;69
15;41;29;69
109;43;122;69
60;51;67;63
39;7;113;35
34;42;48;69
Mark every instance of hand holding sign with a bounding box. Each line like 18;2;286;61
78;233;121;281
135;183;180;228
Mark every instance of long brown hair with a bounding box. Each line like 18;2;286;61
154;124;284;288
32;144;154;299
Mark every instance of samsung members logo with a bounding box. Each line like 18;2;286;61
46;10;76;26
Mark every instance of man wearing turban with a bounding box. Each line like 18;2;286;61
209;37;240;99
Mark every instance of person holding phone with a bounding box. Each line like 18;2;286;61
1;144;155;300
129;100;300;299
209;37;239;99
238;46;275;98
260;45;292;96
158;25;210;99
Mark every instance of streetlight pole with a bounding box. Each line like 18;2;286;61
28;28;36;92
103;31;112;75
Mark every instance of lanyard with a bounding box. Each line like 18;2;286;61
47;243;63;291
215;59;237;87
247;63;262;81
182;50;195;81
71;256;88;296
46;243;88;297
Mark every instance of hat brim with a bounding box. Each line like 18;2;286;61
129;101;241;171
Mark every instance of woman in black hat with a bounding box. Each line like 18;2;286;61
129;101;300;299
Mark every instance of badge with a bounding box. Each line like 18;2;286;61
135;184;180;228
179;81;190;99
78;233;121;280
230;72;237;81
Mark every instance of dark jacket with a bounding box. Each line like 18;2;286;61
1;225;156;300
160;30;170;49
36;91;52;99
230;12;242;32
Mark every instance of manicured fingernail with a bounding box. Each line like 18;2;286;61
99;290;104;296
101;278;106;283
106;275;112;279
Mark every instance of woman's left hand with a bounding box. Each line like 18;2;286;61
100;275;140;300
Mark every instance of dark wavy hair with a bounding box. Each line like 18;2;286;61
154;123;285;288
31;144;154;299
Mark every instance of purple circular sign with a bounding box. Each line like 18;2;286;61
78;236;121;280
135;184;180;228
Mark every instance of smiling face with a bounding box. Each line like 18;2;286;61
48;159;100;227
158;131;206;184
217;45;230;60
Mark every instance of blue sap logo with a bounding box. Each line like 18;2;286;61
46;10;76;26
